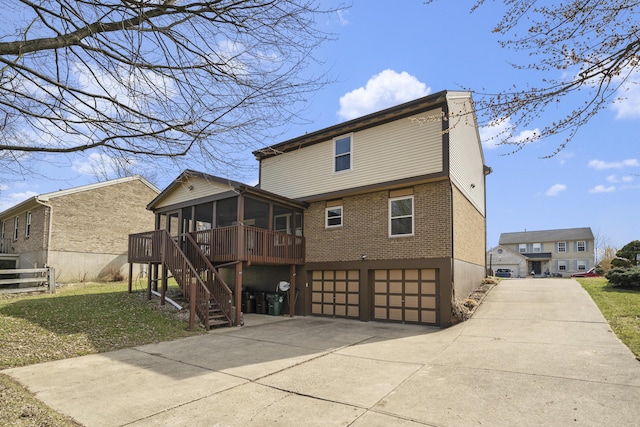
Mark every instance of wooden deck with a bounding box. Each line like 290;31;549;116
128;225;305;266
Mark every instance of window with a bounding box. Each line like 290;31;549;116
1;221;4;240
577;260;587;270
389;196;414;237
518;244;527;253
557;242;566;252
13;217;18;241
325;206;343;228
577;241;586;252
334;135;352;172
558;260;567;271
25;212;31;237
532;243;542;252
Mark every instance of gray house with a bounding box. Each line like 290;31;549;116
488;227;595;277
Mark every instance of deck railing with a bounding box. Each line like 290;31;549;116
129;225;305;266
192;225;305;265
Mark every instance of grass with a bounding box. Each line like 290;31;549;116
0;281;203;426
577;277;640;359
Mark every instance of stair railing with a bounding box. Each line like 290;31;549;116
160;230;211;330
183;232;234;326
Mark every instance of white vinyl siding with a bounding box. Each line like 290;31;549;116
447;93;486;215
154;177;234;209
260;111;444;199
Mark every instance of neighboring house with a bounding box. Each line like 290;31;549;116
0;176;159;283
488;227;595;277
129;90;491;328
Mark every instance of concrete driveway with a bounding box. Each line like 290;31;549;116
4;278;640;426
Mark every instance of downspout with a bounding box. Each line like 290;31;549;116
35;197;53;269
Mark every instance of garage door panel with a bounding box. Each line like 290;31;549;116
374;268;439;325
311;270;360;320
404;296;419;308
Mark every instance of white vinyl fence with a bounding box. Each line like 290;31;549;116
0;267;56;294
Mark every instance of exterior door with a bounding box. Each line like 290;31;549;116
373;269;437;324
311;270;360;318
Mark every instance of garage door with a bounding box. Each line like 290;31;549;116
373;269;437;324
311;270;360;318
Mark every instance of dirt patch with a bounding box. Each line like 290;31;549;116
451;278;498;324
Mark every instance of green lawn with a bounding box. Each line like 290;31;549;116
577;277;640;359
0;281;202;370
0;281;202;426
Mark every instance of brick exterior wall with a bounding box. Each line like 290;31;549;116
305;180;453;263
49;179;157;254
452;185;486;266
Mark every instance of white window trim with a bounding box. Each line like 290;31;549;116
325;206;343;228
577;241;586;252
25;211;32;238
558;260;567;271
532;243;542;252
333;134;353;173
557;241;567;252
1;221;4;240
577;260;587;270
13;216;18;241
518;244;527;253
389;195;414;237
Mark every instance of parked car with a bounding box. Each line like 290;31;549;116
495;268;513;278
570;267;600;278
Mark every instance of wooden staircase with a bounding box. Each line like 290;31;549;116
135;229;234;330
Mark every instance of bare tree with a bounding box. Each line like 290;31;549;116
0;1;337;178
427;0;640;154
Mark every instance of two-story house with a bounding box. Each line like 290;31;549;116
129;90;491;328
0;176;159;284
488;227;595;277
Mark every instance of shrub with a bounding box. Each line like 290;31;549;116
606;267;640;289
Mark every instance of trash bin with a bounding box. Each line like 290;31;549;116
254;292;267;314
267;293;282;316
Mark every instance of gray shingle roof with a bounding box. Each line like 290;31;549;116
499;227;594;245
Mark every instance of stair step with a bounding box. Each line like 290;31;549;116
208;319;230;327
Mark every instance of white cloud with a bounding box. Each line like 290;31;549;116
588;158;639;170
0;190;38;212
72;152;136;178
545;184;567;196
337;70;431;121
611;69;640;119
607;174;635;183
336;9;349;26
589;185;616;193
479;116;540;149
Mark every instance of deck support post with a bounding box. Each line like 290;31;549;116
161;264;167;305
128;263;133;293
289;264;296;317
146;263;152;300
235;262;243;326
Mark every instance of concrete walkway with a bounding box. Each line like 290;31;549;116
4;278;640;426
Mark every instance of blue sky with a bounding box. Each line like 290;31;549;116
1;1;638;250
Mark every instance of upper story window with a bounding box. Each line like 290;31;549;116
334;135;352;172
13;217;18;241
389;195;414;237
325;206;343;228
532;243;542;252
25;212;32;237
518;244;527;253
577;241;586;252
557;242;567;252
